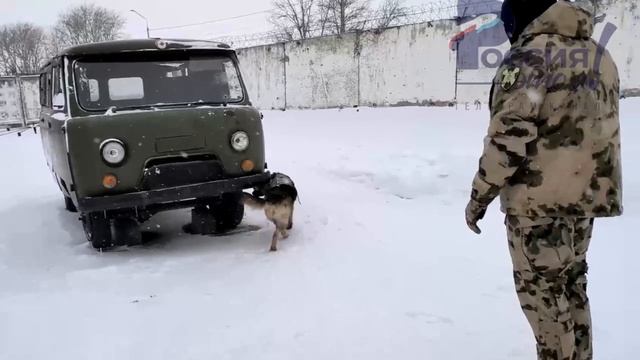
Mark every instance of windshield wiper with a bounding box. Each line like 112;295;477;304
105;101;230;114
106;105;155;113
105;103;180;113
184;100;228;107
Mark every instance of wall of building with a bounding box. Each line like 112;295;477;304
237;0;640;109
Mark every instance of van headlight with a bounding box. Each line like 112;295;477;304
100;139;126;165
231;131;249;152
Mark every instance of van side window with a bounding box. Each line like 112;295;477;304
89;79;100;102
52;66;65;110
224;61;243;100
44;69;52;108
39;73;47;106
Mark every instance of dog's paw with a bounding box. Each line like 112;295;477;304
270;246;278;252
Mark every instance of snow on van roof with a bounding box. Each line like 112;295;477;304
60;39;233;57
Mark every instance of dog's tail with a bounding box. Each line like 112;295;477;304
242;193;266;209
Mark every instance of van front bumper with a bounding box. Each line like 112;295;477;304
76;173;271;213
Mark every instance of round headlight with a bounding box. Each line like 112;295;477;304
100;139;126;165
231;131;249;152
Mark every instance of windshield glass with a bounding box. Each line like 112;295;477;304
74;53;244;111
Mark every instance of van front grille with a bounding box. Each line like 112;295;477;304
140;160;224;190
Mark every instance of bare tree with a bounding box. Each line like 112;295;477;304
53;4;125;48
0;23;48;75
374;0;408;30
316;2;331;36
318;0;371;34
270;0;316;40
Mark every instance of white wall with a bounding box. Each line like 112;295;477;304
597;0;640;96
359;21;458;107
235;0;640;109
238;21;461;109
0;78;22;126
285;34;360;109
0;76;39;127
20;77;40;121
237;44;287;110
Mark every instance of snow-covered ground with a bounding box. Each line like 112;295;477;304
0;100;637;360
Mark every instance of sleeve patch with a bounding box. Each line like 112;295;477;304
501;67;521;91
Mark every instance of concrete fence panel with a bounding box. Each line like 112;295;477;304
237;44;287;110
285;34;359;109
0;78;24;127
19;76;41;122
0;75;40;127
236;0;639;109
359;21;458;107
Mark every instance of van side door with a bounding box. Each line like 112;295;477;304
49;58;75;198
39;64;53;171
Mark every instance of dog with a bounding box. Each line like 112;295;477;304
243;173;297;252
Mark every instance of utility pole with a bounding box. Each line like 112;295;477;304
130;10;150;38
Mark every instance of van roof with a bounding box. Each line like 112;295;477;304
60;39;233;57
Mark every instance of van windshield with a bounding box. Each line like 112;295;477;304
74;53;244;111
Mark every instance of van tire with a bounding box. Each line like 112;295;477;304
191;193;244;235
64;196;78;213
191;206;217;235
82;212;113;250
211;192;244;232
113;217;142;246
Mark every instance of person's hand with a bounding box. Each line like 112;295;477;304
465;199;487;234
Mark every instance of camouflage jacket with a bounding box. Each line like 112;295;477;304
470;1;623;218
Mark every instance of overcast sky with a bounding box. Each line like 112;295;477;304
2;0;437;40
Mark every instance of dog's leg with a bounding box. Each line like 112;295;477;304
280;226;289;239
287;206;294;230
270;226;280;252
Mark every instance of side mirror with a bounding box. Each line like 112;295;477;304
53;93;65;111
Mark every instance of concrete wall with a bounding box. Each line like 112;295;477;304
20;77;40;121
237;44;287;110
285;34;360;109
0;76;39;127
359;22;457;107
2;2;637;115
598;0;640;97
237;0;640;109
238;21;461;110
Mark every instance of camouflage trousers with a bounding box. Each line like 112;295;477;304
506;216;595;360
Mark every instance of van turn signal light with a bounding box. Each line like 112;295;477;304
241;160;255;173
102;174;118;189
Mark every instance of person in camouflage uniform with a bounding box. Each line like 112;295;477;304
465;1;623;359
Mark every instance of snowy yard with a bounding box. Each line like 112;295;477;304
0;101;637;360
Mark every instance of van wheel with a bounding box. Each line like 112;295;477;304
211;192;244;232
191;206;217;235
191;193;244;235
113;217;142;246
64;196;78;213
82;212;113;250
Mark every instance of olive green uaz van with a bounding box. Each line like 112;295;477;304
39;39;270;249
